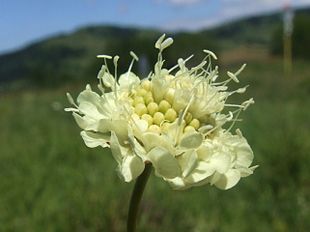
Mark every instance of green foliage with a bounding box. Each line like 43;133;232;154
1;56;310;231
209;14;281;47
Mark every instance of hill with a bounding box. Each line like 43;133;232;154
0;7;309;86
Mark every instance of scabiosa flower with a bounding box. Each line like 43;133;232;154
66;34;257;190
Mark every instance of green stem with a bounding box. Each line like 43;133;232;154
127;163;152;232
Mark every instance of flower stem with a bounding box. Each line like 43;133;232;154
127;163;152;232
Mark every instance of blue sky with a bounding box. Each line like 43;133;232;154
1;0;310;54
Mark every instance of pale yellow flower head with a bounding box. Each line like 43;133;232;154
66;34;257;190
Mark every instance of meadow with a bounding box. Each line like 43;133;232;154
0;47;310;231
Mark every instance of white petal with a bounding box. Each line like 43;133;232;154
178;150;198;177
73;113;89;129
167;177;187;190
118;72;140;90
98;119;128;143
78;101;102;119
185;161;215;184
102;72;115;88
120;155;145;182
209;152;231;174
147;147;181;179
77;88;101;106
80;131;110;148
128;129;148;162
132;117;148;133
239;165;258;177
110;131;126;164
141;132;174;153
196;143;213;160
235;143;254;168
179;132;203;149
214;169;241;190
164;121;185;145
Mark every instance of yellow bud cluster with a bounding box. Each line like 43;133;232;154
130;80;202;134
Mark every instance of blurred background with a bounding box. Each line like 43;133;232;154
1;0;310;231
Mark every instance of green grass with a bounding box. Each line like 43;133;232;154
1;54;310;231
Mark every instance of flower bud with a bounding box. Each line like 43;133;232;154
145;96;154;105
153;112;165;125
141;114;153;126
164;88;175;104
147;102;158;116
165;108;177;122
137;88;148;97
184;126;196;133
135;103;148;116
134;96;145;106
161;122;171;133
185;112;193;124
148;125;161;134
141;79;152;91
189;118;200;130
158;100;171;113
144;92;154;105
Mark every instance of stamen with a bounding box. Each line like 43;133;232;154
113;55;119;97
130;51;139;61
227;71;240;83
203;49;218;60
155;34;166;50
66;92;78;107
227;108;242;131
235;64;246;76
169;54;194;73
161;38;174;50
97;55;112;59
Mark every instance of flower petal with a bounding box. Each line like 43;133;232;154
185;161;216;184
118;72;140;90
98;119;128;143
141;132;174;153
179;131;203;149
73;113;89;129
167;177;187;190
128;128;148;161
178;150;198;177
101;72;115;89
235;142;254;168
110;131;127;164
209;152;231;174
77;88;104;118
120;155;145;182
80;131;110;148
147;146;181;179
214;169;241;190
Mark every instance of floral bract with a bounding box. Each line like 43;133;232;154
66;35;257;190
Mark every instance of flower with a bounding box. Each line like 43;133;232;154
66;34;257;190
